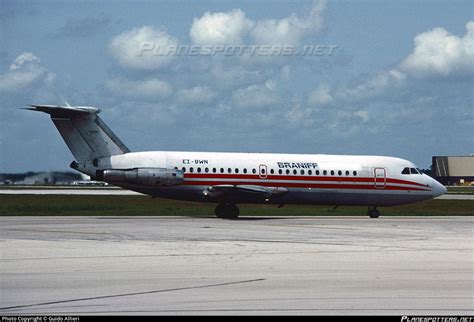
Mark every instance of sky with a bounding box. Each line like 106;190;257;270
0;0;473;172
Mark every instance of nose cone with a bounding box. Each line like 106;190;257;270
432;179;448;198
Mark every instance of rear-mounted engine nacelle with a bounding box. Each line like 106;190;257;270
98;168;184;187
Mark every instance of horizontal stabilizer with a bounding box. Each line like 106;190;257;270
25;105;101;117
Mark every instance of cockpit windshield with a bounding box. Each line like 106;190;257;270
402;167;422;175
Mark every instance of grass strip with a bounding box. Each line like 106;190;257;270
0;195;472;217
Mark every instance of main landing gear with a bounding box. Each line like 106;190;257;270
367;206;380;218
215;203;240;219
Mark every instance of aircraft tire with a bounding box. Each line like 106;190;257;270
368;207;380;218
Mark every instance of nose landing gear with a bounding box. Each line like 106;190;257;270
367;206;380;218
215;203;240;219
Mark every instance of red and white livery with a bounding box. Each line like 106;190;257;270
28;104;447;219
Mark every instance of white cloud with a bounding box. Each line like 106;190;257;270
250;0;326;46
105;78;172;99
177;86;216;104
190;1;326;47
109;26;178;70
339;69;406;101
231;83;278;108
265;79;276;91
9;52;41;70
307;83;333;106
210;62;261;88
190;9;253;45
400;21;474;77
354;110;369;122
285;103;314;125
334;21;473;105
336;21;473;103
0;52;54;92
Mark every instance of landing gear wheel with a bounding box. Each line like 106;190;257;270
367;206;380;218
215;203;239;219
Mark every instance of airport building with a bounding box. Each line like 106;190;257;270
432;156;474;185
0;172;82;185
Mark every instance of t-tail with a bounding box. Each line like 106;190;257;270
26;104;130;172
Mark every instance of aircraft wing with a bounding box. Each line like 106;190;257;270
203;184;288;199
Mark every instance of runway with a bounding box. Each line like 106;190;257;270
0;216;473;315
0;188;472;199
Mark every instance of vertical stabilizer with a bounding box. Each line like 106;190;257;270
27;104;130;162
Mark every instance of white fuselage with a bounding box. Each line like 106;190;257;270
29;104;447;217
81;151;447;207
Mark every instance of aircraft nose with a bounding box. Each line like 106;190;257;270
432;179;447;198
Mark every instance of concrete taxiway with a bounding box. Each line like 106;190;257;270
0;216;473;315
1;188;473;200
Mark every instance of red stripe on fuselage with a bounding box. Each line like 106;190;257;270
184;173;429;188
182;179;431;192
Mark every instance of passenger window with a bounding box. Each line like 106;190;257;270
220;168;224;173
212;168;216;173
279;169;283;175
300;169;305;175
243;168;247;174
316;170;320;175
331;170;335;176
323;170;327;175
270;169;274;174
286;169;290;175
235;168;239;174
308;170;312;175
353;171;357;176
190;167;194;173
228;168;232;173
401;167;410;175
197;167;201;173
205;168;209;173
261;169;266;174
182;167;186;172
293;169;297;175
345;171;349;176
338;170;342;176
252;168;256;174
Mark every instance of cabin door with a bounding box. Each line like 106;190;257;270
374;168;386;188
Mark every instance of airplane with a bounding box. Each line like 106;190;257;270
26;104;447;219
